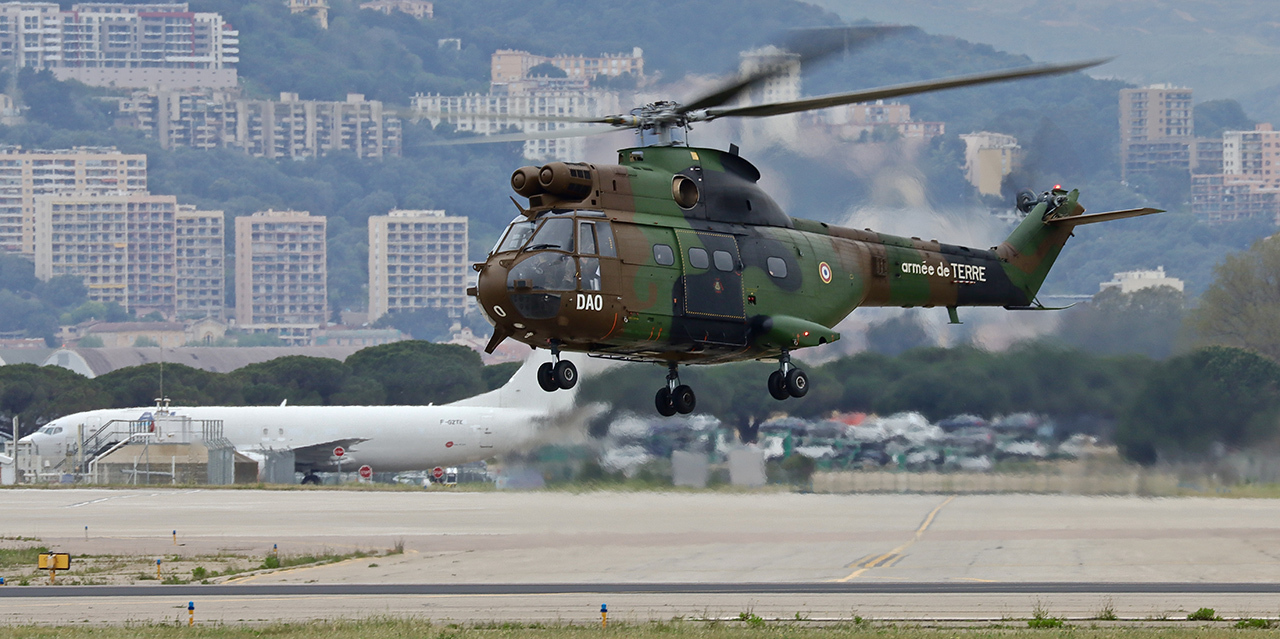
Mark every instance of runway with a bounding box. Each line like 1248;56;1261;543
2;488;1280;624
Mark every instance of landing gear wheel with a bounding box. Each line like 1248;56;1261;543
553;360;578;390
768;370;789;401
672;385;696;414
537;362;559;392
301;474;321;485
786;368;809;398
655;387;677;416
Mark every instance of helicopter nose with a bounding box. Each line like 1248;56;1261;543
474;255;517;327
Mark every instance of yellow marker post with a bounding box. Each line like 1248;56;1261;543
188;601;194;627
37;553;70;585
172;530;177;546
156;558;162;580
601;603;608;628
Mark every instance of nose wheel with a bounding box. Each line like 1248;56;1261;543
536;343;577;392
655;361;695;416
768;350;808;401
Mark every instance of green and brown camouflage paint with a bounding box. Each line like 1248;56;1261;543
473;145;1148;365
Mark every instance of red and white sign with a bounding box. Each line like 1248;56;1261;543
333;446;345;458
358;465;373;480
432;466;444;479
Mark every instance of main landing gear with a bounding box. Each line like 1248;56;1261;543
536;342;577;392
655;361;696;417
767;350;808;401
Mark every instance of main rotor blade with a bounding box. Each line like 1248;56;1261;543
703;57;1111;120
422;125;620;146
680;25;907;114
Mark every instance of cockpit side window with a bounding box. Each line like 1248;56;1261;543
525;218;574;253
494;218;536;254
578;221;597;255
594;221;617;257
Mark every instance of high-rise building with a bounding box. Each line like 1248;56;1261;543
175;205;224;320
1192;123;1280;225
235;210;327;344
368;209;468;323
1119;84;1193;180
33;192;176;317
117;91;402;159
0;146;148;255
0;2;239;89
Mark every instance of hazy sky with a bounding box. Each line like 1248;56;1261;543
811;0;1280;123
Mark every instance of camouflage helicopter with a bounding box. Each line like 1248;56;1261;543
443;29;1161;416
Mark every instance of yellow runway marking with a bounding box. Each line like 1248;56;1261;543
835;495;955;582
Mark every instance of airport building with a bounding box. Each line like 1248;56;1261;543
33;192;177;317
117;91;402;159
175;205;225;320
0;2;239;89
0;146;147;255
234;210;327;345
368;209;468;322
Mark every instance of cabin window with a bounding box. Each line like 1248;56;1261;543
688;247;709;270
526;217;574;252
713;250;734;272
767;256;788;278
580;257;601;291
653;244;674;266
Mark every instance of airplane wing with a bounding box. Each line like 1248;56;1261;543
287;438;369;469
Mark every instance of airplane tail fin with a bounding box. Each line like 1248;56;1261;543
995;188;1162;303
450;351;603;413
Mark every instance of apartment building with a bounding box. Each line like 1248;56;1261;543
414;89;619;162
0;146;147;255
960;132;1021;197
810;100;946;142
491;47;643;84
117;91;402;159
359;0;432;19
0;2;239;89
1119;84;1194;180
175;205;224;320
33;192;176;317
235;210;327;345
368;209;468;323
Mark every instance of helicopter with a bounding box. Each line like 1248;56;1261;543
446;28;1162;416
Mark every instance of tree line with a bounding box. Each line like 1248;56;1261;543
0;341;518;438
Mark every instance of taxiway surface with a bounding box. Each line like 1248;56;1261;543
2;489;1279;624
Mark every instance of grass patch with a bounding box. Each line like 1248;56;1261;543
1187;608;1221;621
1236;619;1273;629
2;620;1279;637
0;546;50;569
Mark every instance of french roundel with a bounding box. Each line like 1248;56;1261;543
819;262;833;284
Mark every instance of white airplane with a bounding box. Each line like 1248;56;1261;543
19;353;593;483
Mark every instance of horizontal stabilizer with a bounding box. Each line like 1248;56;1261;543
1046;207;1164;227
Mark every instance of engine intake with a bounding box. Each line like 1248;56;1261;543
538;162;595;200
510;166;545;198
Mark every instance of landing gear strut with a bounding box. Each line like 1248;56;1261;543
768;350;808;401
537;342;577;392
655;361;696;416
